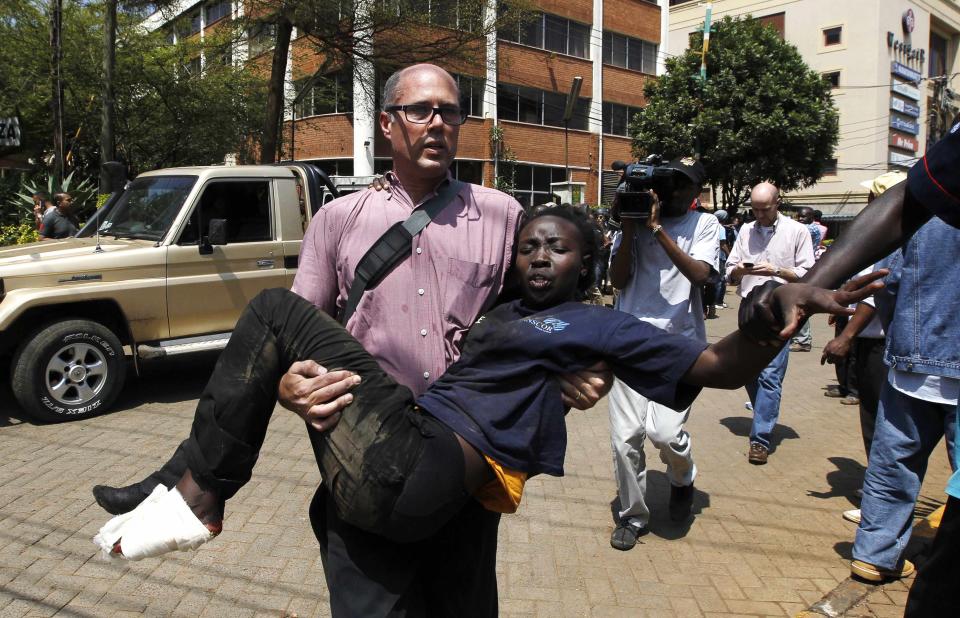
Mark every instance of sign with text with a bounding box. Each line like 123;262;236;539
891;78;921;101
889;150;918;168
889;131;919;151
890;116;920;135
891;61;922;83
0;117;21;147
890;97;921;118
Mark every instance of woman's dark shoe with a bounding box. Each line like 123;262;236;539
92;483;154;515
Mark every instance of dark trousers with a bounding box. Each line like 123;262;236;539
138;288;500;615
833;318;859;397
853;337;885;457
904;495;960;617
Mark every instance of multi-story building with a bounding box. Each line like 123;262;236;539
669;0;960;217
146;1;668;209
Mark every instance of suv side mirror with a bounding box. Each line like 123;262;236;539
199;218;228;255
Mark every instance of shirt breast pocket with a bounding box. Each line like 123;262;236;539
444;258;497;329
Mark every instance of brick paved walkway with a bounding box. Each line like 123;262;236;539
0;296;951;617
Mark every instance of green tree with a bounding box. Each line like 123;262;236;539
631;15;839;210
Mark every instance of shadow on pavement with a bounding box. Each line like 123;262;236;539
0;351;221;426
718;415;799;451
606;470;710;541
834;540;854;560
808;456;867;504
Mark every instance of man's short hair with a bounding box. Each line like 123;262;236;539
382;65;460;109
53;192;69;206
812;210;823;220
33;191;49;201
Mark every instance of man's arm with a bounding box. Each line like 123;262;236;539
821;301;876;365
644;197;713;286
686;272;886;388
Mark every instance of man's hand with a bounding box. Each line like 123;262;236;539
368;176;392;193
644;190;661;231
559;361;614;409
821;335;852;366
770;270;888;340
746;262;779;277
277;360;361;431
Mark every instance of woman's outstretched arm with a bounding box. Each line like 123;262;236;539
683;272;887;390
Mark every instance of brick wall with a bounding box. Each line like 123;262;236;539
290;115;353;161
602;65;651;106
602;135;634;168
603;0;660;42
499;43;593;93
500;121;600;201
539;0;593;24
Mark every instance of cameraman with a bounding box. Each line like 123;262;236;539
606;158;721;549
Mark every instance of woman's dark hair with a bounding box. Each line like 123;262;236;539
523;206;599;297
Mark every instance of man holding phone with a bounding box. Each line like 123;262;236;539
726;182;815;464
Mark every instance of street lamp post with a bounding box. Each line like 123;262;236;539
563;76;583;183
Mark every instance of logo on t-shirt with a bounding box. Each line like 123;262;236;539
523;316;569;333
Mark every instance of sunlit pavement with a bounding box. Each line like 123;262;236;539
0;294;949;616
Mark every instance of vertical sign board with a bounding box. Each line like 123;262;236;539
889;131;919;152
890;116;920;135
891;79;921;101
889;150;917;168
891;61;922;83
890;97;921;118
0;117;21;147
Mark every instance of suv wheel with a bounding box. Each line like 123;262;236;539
11;320;127;422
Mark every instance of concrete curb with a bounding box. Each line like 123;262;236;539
796;504;946;617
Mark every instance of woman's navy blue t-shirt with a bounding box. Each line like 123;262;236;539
417;300;706;477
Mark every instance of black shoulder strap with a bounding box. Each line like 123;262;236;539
340;179;463;325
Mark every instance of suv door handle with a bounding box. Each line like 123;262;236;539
257;259;275;268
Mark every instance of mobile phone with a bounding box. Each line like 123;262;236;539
742;262;755;268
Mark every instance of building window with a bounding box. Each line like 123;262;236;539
602;102;642;136
497;83;590;130
503;163;567;210
382;0;479;32
454;74;484;117
185;56;202;75
248;22;276;58
308;159;355;177
498;10;591;60
294;70;353;117
187;10;202;35
823;26;842;47
930;31;948;78
823;158;838;176
453;160;484;184
205;0;231;25
822;71;840;88
602;31;658;74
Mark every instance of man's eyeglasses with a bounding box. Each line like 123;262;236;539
384;104;468;126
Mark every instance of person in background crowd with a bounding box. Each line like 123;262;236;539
726;182;815;465
812;210;828;247
606;157;720;549
32;192;53;233
39;193;79;240
789;207;823;352
821;263;887;524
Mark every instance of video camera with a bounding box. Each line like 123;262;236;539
612;155;681;220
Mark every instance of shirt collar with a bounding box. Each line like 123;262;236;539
756;212;782;233
384;170;477;220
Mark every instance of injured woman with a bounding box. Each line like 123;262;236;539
94;207;883;560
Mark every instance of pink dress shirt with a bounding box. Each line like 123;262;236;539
725;213;816;298
292;172;524;396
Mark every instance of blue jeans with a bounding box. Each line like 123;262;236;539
745;343;790;449
853;381;957;569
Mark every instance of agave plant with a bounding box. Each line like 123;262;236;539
1;170;99;226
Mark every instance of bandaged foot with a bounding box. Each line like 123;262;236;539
93;485;219;561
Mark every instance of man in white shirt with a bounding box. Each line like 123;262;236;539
726;182;815;464
606;158;721;549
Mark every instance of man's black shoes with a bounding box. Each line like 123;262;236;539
610;520;646;551
669;483;695;522
92;483;152;515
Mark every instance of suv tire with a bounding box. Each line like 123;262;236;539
11;319;127;422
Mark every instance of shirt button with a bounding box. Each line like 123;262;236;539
416;247;423;255
418;288;424;296
423;371;430;379
420;329;427;336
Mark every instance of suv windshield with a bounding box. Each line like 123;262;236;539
95;176;197;241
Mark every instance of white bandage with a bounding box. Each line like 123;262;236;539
93;485;214;561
